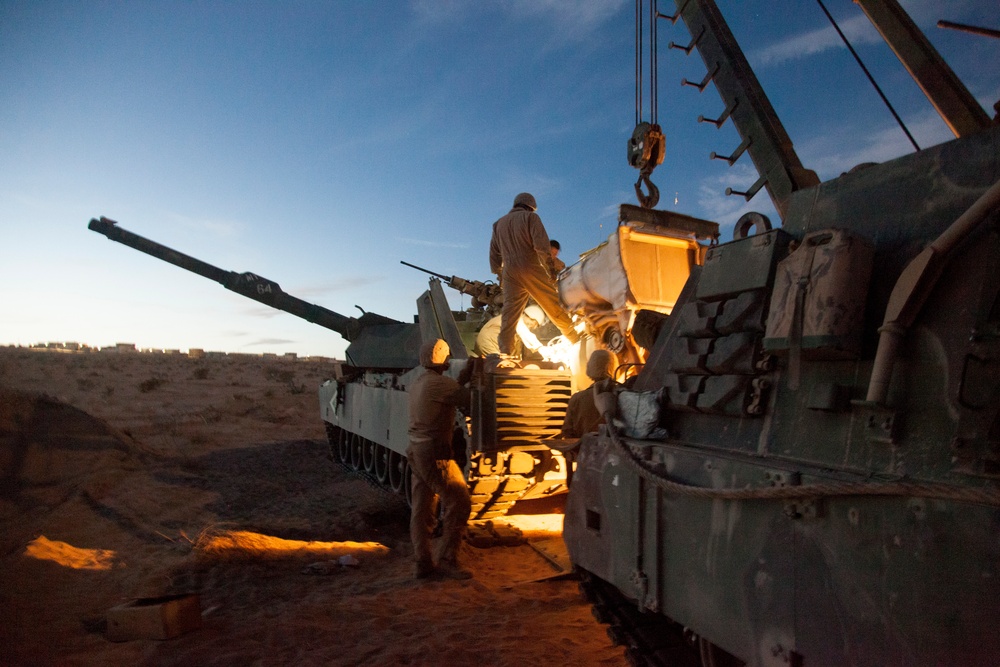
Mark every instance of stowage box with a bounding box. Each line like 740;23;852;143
106;593;202;642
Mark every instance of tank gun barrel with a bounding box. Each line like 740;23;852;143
88;217;393;341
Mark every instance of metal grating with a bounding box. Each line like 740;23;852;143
474;369;572;452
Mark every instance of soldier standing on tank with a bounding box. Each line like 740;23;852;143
408;338;475;580
489;193;578;357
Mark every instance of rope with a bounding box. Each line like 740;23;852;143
600;402;1000;507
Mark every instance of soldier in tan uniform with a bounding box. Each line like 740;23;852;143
559;350;617;487
473;305;547;358
489;193;578;356
561;349;616;439
407;339;474;580
549;239;566;274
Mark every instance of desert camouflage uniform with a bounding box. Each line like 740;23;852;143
489;206;576;355
406;369;471;574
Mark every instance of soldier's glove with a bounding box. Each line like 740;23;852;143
456;358;477;385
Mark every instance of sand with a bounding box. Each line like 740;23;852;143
0;347;625;665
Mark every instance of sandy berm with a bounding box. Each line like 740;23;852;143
0;346;625;665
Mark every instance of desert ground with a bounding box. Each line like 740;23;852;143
0;346;626;666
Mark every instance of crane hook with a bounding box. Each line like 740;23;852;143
628;122;665;209
634;171;660;209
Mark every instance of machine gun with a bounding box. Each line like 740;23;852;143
400;261;503;315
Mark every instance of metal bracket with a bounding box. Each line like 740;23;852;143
764;470;801;487
770;644;805;667
725;174;767;201
698;98;737;128
710;135;752;166
853;401;899;444
657;0;690;24
784;498;821;520
746;376;771;415
669;25;705;55
631;569;657;611
682;63;719;92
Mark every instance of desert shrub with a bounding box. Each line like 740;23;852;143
139;377;166;393
193;366;210;380
266;368;296;384
200;407;222;424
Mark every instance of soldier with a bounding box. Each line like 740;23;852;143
407;338;474;580
561;349;617;440
549;239;566;273
489;193;578;356
473;304;547;358
559;349;618;487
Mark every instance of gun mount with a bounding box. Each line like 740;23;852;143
400;260;503;316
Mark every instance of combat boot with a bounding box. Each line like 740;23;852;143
414;559;436;579
436;558;472;580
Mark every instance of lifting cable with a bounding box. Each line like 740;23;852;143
816;0;921;152
631;0;665;208
635;0;642;126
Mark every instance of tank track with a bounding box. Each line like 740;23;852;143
577;568;706;667
465;473;531;520
325;423;534;518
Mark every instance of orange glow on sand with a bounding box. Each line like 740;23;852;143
196;530;389;561
502;513;564;538
24;536;117;570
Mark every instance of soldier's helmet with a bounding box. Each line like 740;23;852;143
513;192;537;211
586;349;613;381
523;305;547;328
419;339;451;368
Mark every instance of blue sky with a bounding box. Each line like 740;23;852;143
2;0;998;359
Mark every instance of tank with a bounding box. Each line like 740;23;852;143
562;1;1000;666
88;217;577;518
89;206;708;516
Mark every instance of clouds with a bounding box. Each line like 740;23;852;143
163;211;244;240
751;13;879;67
797;108;956;179
695;162;779;236
748;0;980;67
408;0;626;43
397;236;470;250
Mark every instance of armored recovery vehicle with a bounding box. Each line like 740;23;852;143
563;1;1000;666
